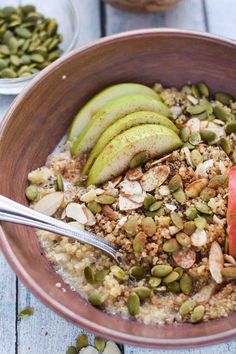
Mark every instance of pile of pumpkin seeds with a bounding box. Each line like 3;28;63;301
0;5;63;78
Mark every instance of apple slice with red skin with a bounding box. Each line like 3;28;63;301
228;166;236;259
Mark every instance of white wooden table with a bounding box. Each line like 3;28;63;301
1;1;236;353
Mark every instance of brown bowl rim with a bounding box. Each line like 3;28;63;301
1;29;236;348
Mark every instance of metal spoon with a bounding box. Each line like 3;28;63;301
0;195;119;263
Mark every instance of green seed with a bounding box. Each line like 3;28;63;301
195;201;212;215
186;206;198;220
167;281;181;293
169;174;182;192
183;221;196;235
149;201;163;212
213;105;229;122
141;217;156;236
95;269;109;282
163;239;180;253
179;299;197;316
129;265;146;280
0;58;7;69
190;305;205;323
46;18;58;36
130;151;150;168
26;12;44;22
197;82;209;97
134;286;152;300
76;334;88;350
18;306;34;318
191;149;203;167
21;54;31;65
96;194;116;205
200;187;216;202
9;54;20;66
180;127;190;142
87;201;101;214
189;132;201;146
15;27;32;39
84;266;95;284
200;98;213;114
225;234;229;254
30;53;44;63
25;184;38;201
225;121;236;134
144;193;156;210
173;189;186;203
180;273;193;295
170;212;184;229
163;271;179;284
48;49;61;61
196;111;209;121
176;232;191;247
191;84;200;98
7;36;19;53
194;216;207;229
133;232;147;252
208;174;228;188
146;208;164;217
186;104;206;115
0;44;10;55
148;277;162;288
215;92;233;105
66;346;77;354
200;130;217;144
88;292;105;308
151;264;173;278
220;137;232;155
183;142;195;150
21;5;36;14
127;293;140;316
124;215;139;236
174;267;184;280
0;67;17;78
111;265;127;281
94;337;106;352
56;175;64;191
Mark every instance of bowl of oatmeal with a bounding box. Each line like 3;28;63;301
0;29;236;348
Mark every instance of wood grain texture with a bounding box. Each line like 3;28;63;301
105;0;206;34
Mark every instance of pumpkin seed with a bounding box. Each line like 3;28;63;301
96;194;116;205
225;234;229;254
213;105;229;122
197;111;209;121
48;49;61;61
194;216;207;229
48;37;61;51
127;293;140;316
200;98;213;114
141;217;156;236
180;127;190;142
190;150;203;167
15;27;32;38
76;334;88;350
163;239;180;253
171;212;184;229
130;151;150;168
146;208;164;217
95;269;109;282
176;232;191;247
191;84;200;98
167;280;181;293
94;337;106;352
180;273;193;295
87;201;101;214
200;130;217;144
25;184;38;201
111;265;127;281
18;306;34;318
195;201;212;215
208;174;228;188
151;264;173;277
173;189;186;203
149;201;163;212
129;265;146;280
183;221;196;235
179;299;196;316
220;137;232;155
88;292;105;308
197;82;209;97
222;267;236;279
200;187;216;202
56;175;64;191
21;5;36;14
144;193;156;210
148;277;162;288
190;305;205;323
133;232;147;252
225;121;236;134
0;67;16;78
0;44;10;55
189;132;201;146
30;53;44;63
124;215;139;236
84;266;95;284
186;104;206;115
186;206;198;220
66;347;77;354
0;58;7;69
215;92;233;105
26;12;44;22
169;174;182;192
134;286;151;300
46;18;58;36
162;271;179;284
174;267;184;280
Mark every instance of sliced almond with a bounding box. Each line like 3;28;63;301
186;178;208;198
213;215;225;226
80;189;97;203
195;159;214;178
165;203;177;212
186;118;201;133
117;216;127;227
209;241;224;284
192;282;217;304
170;105;182;117
224;254;236;265
102;205;119;221
68;221;85;230
80;346;99;354
118;194;142;211
141;165;170;192
191;229;207;247
82;205;96;226
110;175;123;187
119;180;142;196
169;226;180;235
103;341;122;354
65;203;88;224
129;191;146;203
182;147;193;167
159;185;170;196
126;167;143;181
34;192;63;216
173;248;196;269
187;95;199;105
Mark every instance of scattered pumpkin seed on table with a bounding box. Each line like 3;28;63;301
76;334;88;350
0;4;63;78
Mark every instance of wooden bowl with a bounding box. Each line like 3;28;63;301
1;29;236;348
104;0;181;12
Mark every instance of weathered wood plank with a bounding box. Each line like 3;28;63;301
0;252;16;354
77;0;101;46
205;0;236;39
105;0;206;35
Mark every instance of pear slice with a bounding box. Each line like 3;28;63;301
83;111;178;175
71;95;171;156
87;124;182;186
67;83;160;141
